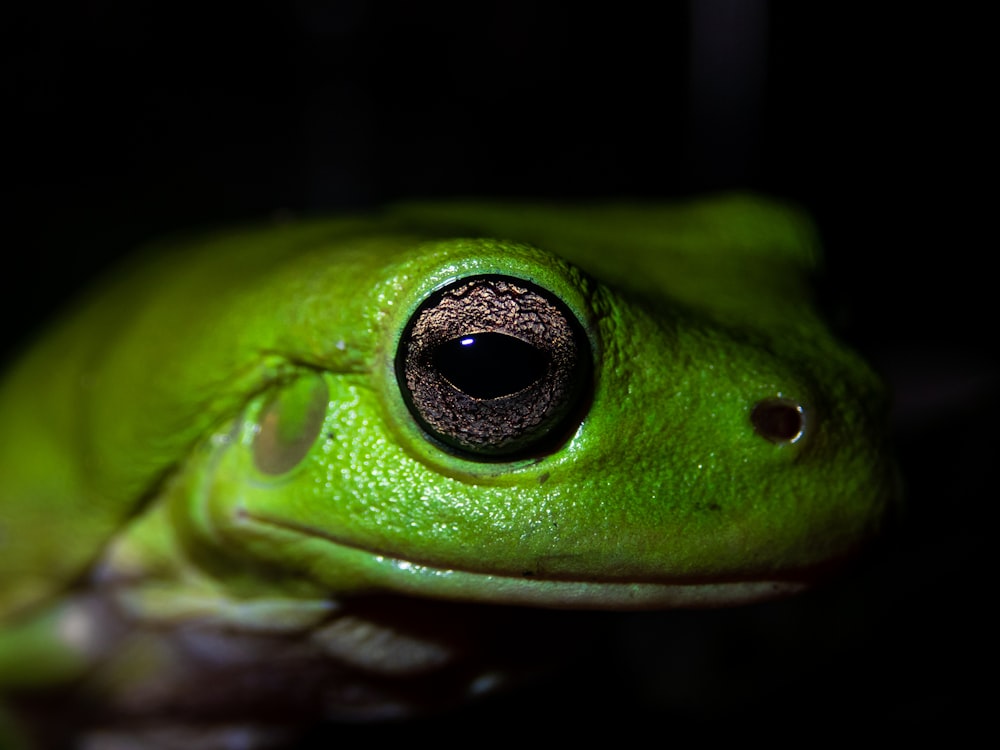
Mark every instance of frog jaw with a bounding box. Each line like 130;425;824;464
236;508;808;610
338;553;808;610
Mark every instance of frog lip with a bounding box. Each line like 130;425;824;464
239;509;809;609
364;554;809;609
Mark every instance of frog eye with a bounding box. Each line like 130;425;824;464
750;397;806;444
396;275;592;459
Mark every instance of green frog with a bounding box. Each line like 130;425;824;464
0;195;896;747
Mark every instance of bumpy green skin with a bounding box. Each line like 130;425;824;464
0;195;896;738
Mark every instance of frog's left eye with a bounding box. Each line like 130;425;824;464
396;275;591;459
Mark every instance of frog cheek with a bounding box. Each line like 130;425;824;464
252;373;330;476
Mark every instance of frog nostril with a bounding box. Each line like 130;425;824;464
750;398;806;444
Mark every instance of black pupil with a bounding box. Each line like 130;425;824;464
432;333;551;399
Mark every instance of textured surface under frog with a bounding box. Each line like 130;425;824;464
9;593;600;749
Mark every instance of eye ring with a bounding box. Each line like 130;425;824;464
395;275;592;460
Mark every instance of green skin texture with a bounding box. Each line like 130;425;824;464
0;196;894;709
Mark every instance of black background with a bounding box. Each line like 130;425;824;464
5;1;993;743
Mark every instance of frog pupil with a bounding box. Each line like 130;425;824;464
432;333;550;399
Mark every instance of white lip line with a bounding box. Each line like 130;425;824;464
242;509;659;583
240;509;807;593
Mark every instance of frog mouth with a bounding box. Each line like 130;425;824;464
239;509;808;609
353;554;807;609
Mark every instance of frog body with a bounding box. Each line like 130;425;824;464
0;195;896;746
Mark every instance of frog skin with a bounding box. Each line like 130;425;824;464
0;195;896;747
